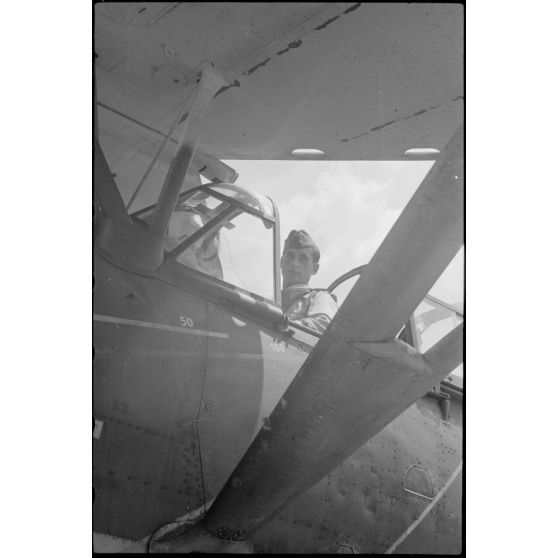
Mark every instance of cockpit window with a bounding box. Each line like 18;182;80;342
208;183;275;219
131;183;277;301
218;211;274;299
412;296;463;377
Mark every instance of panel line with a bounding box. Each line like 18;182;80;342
93;314;229;339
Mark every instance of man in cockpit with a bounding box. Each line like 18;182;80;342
281;229;338;334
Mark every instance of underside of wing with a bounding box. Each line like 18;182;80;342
95;2;463;206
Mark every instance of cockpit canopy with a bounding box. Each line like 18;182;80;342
132;183;279;302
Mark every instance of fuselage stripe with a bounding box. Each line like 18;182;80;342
93;314;229;339
385;461;462;554
95;349;298;361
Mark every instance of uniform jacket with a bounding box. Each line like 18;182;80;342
281;284;338;334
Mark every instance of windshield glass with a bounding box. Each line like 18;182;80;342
413;296;463;378
218;212;275;299
162;184;276;301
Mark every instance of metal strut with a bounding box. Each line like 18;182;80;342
149;64;227;239
125;88;196;211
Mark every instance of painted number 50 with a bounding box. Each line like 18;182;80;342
180;316;194;328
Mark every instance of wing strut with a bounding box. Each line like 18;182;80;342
94;53;131;226
94;138;131;225
148;64;226;238
150;124;464;553
332;123;464;342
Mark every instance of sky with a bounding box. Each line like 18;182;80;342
223;159;464;308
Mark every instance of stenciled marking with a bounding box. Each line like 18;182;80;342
93;314;228;339
93;419;103;439
179;315;194;328
385;461;463;554
270;341;286;353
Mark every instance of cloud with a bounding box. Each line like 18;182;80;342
430;247;464;304
223;159;462;305
277;163;400;288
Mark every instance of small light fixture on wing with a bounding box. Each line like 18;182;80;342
290;148;325;159
404;148;440;158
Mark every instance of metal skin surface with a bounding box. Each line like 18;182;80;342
93;238;308;542
252;396;462;554
93;237;462;551
196;303;305;504
93;263;462;551
93;252;208;539
194;333;461;545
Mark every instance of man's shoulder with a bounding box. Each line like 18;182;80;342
309;288;337;302
283;285;337;311
307;288;338;310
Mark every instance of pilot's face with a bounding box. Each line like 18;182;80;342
281;248;319;288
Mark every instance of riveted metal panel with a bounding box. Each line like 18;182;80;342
197;301;306;503
93;252;208;540
252;396;462;553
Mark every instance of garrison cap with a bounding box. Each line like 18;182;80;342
283;229;320;259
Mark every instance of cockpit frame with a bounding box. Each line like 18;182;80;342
130;183;282;305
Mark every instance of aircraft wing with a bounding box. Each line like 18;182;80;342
95;3;463;207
